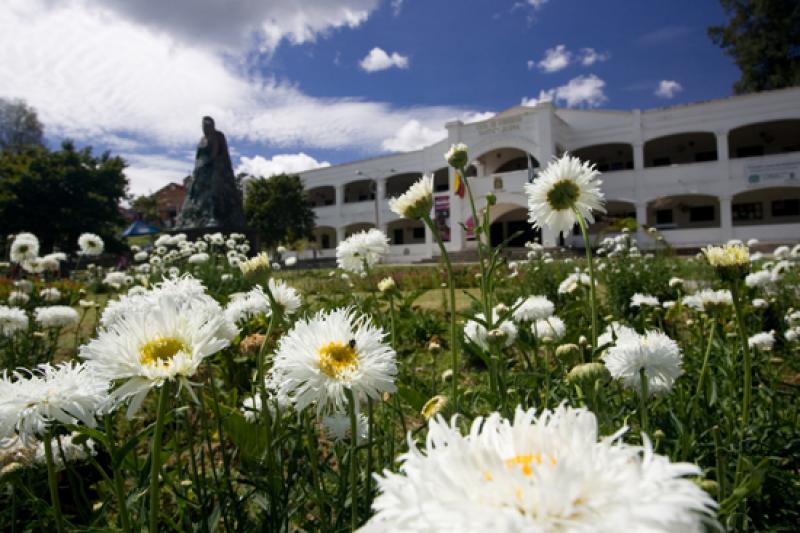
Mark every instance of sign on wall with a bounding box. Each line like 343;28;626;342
745;160;800;188
434;195;451;242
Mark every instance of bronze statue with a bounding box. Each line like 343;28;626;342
175;116;246;230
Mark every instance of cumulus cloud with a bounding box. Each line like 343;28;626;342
537;45;571;73
522;75;608;108
382;111;495;152
236;153;330;178
80;0;379;53
654;80;683;98
579;48;610;66
359;47;410;72
124;153;194;196
390;0;404;16
0;0;482;193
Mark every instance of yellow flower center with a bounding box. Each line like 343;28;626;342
140;337;187;367
546;179;580;210
504;453;557;476
318;341;358;378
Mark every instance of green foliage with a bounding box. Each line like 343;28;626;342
0;98;44;153
130;195;160;226
0;141;128;252
244;174;315;250
708;0;800;94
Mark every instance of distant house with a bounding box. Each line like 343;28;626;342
153;179;188;228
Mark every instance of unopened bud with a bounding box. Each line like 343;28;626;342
555;343;579;358
421;395;449;420
566;362;609;384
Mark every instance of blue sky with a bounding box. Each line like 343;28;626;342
0;0;739;195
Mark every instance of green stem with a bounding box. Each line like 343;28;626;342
43;434;66;533
149;384;170;533
575;214;598;347
104;414;131;533
423;213;459;412
731;282;753;489
639;367;649;435
691;319;716;420
346;389;359;531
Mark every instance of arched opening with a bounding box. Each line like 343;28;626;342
729;119;800;158
476;147;537;175
733;187;800;226
488;204;537;246
385;172;423;198
644;132;717;167
344;222;375;238
588;200;637;234
343;179;375;203
647;195;720;229
572;143;634;172
307;186;336;207
386;219;426;245
311;226;337;249
433;167;449;192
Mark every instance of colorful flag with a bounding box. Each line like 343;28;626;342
454;172;465;198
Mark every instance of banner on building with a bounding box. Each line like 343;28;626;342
434;195;451;242
745;160;800;188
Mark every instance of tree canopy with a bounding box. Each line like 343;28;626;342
0;98;44;153
244;173;315;250
709;0;800;94
0;141;129;253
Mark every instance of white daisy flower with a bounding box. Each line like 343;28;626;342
445;143;468;169
512;295;554;322
524;153;605;237
336;229;390;274
284;256;297;267
557;272;591;295
134;251;149;262
8;291;30;306
773;245;790;259
103;271;127;288
752;298;768;309
77;233;104;256
224;287;270;324
377;277;397;293
188;252;209;264
9;233;39;264
745;270;771;288
748;331;775;351
81;289;234;417
239;252;270;277
271;308;397;415
631;293;660;308
34;431;97;470
363;405;717;532
39;287;61;302
0;305;28;337
603;330;684;395
268;278;302;315
464;308;518;350
388;174;434;221
34;306;80;328
322;411;369;444
14;280;33;294
531;316;566;341
0;362;109;442
682;289;733;312
669;277;684;288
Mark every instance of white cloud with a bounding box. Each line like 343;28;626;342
0;0;480;193
654;80;683;99
124;153;194;196
391;0;404;16
527;59;535;70
522;75;607;108
381;120;446;152
359;47;410;72
579;48;609;66
235;153;330;178
80;0;379;53
537;45;571;73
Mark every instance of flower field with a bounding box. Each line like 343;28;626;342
1;151;799;531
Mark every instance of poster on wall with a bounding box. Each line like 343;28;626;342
745;160;800;188
434;195;451;242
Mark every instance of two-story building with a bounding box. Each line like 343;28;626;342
296;87;800;263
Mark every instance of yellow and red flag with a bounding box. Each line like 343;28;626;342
454;172;465;198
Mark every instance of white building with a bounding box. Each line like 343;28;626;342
297;87;800;262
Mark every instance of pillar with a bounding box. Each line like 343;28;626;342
716;131;729;161
635;203;648;247
719;196;733;242
374;178;386;228
633;142;644;170
337;226;346;244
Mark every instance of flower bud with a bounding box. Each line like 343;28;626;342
421;395;449;420
566;362;609;384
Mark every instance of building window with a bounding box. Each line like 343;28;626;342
393;228;404;245
652;157;671;167
689;205;715;223
321;235;331;249
772;199;800;217
412;227;425;240
736;145;764;158
656;209;673;225
732;202;763;221
694;151;717;162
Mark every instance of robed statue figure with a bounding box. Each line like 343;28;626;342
175;116;246;230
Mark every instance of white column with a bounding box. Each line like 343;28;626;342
716;131;729;161
719;196;732;242
336;226;346;245
540;227;558;248
633;142;645;170
635;203;648;246
337;183;346;216
374;178;386;228
424;218;434;259
449;168;464;252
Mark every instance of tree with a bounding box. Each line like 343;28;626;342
709;0;800;94
0;98;44;153
0;141;129;253
244;174;315;250
131;194;161;226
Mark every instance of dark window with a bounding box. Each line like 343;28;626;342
736;145;764;158
656;209;673;225
412;227;425;240
435;182;449;192
732;202;763;221
325;199;334;206
651;157;671;167
321;234;331;249
393;228;404;245
694;151;717;162
772;199;800;217
689;205;715;222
